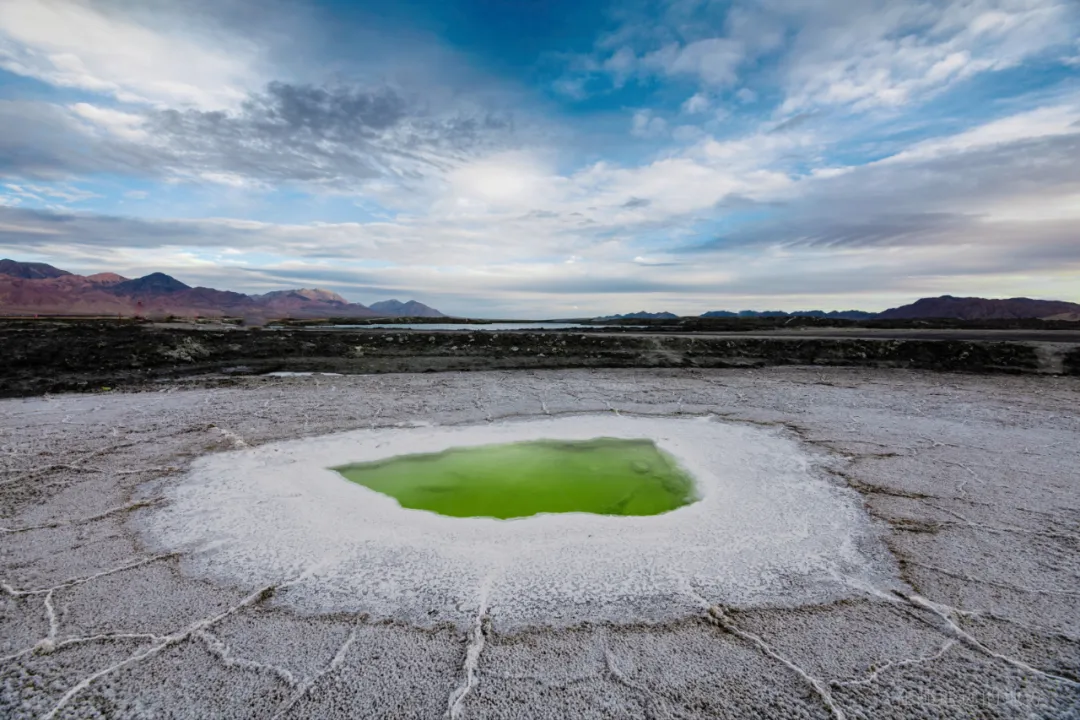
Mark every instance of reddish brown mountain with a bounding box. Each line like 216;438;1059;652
85;273;127;285
0;260;443;320
878;295;1080;320
0;259;72;280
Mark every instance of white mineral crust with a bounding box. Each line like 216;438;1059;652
141;415;898;629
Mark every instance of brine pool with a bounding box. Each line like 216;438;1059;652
143;415;898;628
332;438;697;519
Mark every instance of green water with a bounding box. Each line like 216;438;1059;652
332;438;698;519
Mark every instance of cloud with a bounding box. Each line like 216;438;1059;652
16;82;518;193
681;93;710;114
0;0;263;108
6;92;1077;312
602;46;637;87
735;88;757;104
445;151;551;209
562;0;1078;113
641;38;744;86
630;110;668;138
0;100;163;180
878;103;1080;164
70;103;150;142
3;182;97;204
0;206;231;247
688;113;1080;265
776;0;1079;112
768;112;817;135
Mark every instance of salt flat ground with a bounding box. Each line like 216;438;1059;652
1;367;1078;719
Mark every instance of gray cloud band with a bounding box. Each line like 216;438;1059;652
0;82;515;188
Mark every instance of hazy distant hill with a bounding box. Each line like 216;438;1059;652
702;309;876;320
0;259;444;320
618;298;1078;322
369;299;446;318
596;311;680;320
878;295;1080;320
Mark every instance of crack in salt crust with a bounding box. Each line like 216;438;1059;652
140;415;898;630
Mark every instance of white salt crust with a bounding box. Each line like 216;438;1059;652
140;415;899;630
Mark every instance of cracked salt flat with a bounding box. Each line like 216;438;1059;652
2;368;1079;718
139;415;900;629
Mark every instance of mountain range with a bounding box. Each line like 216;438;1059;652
700;309;875;320
0;260;444;321
2;259;1077;322
595;311;681;320
600;295;1080;322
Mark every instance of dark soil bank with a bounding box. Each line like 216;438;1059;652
1;320;1075;397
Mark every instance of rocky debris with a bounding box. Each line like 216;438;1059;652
1;321;1076;397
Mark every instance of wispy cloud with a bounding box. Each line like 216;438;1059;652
0;0;265;108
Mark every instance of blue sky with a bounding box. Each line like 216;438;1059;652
1;0;1078;317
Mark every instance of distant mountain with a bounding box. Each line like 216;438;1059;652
369;299;446;318
800;310;877;320
85;273;127;285
0;259;444;321
603;296;1080;322
702;309;875;320
878;295;1080;320
596;311;680;320
0;259;71;280
258;289;349;304
111;272;190;295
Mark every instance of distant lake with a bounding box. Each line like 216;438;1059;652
328;322;605;331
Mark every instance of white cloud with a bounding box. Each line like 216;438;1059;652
445;151;555;210
602;46;637;87
70;102;149;141
631;110;669;138
642;38;744;86
880;103;1080;164
735;88;757;104
978;192;1080;223
1;180;97;205
0;0;263;108
681;93;710;114
570;0;1077;111
778;0;1078;112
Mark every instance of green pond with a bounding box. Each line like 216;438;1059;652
332;438;698;519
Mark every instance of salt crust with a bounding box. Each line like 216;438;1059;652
140;415;899;630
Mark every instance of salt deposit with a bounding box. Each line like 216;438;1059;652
140;415;899;629
2;368;1078;718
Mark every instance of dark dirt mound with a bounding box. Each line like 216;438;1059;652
1;319;1074;397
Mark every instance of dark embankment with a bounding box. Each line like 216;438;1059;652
2;320;1077;397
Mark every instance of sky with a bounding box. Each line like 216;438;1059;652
0;0;1078;318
